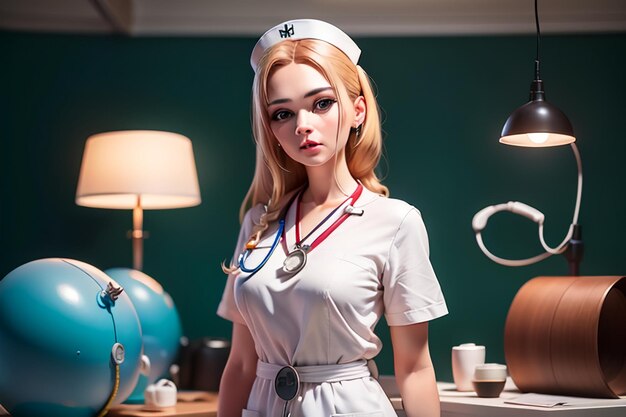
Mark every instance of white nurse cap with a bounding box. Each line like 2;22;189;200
250;19;361;72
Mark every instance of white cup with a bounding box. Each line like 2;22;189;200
144;379;177;410
452;343;486;391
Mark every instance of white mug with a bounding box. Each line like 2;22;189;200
452;343;486;391
144;379;177;409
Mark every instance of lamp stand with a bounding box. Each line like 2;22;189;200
564;224;584;276
132;196;144;271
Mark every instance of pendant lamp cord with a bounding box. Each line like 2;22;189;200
534;0;541;80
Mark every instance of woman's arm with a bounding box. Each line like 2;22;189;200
217;322;258;417
390;322;440;417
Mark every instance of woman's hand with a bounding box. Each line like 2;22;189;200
390;322;440;417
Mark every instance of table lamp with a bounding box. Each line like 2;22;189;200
471;0;583;274
76;130;201;270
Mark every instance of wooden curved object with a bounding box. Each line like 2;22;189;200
504;276;626;398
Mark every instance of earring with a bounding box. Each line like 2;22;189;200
355;124;362;138
351;124;363;149
351;124;362;138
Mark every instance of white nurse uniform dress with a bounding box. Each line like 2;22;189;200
218;186;448;417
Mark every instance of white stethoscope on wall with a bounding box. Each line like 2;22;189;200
472;143;582;267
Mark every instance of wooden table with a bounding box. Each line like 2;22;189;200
108;391;217;417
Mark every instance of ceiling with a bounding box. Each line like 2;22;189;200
1;0;625;37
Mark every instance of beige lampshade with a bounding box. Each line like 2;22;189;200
76;130;201;209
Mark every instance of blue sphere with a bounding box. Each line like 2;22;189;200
104;268;182;403
0;259;143;417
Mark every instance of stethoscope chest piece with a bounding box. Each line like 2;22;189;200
283;247;307;274
275;365;300;401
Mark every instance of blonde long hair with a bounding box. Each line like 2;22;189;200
223;39;388;273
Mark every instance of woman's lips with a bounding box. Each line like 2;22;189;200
300;140;321;150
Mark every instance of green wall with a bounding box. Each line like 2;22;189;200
1;31;625;382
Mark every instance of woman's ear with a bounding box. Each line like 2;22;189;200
353;96;366;127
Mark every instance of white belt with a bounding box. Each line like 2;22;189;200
256;359;372;384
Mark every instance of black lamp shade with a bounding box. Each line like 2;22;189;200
500;80;575;147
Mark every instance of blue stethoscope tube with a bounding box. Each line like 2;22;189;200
238;219;285;274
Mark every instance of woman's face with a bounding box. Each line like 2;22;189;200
266;63;364;168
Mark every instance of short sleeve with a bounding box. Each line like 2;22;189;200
382;208;448;326
216;205;263;325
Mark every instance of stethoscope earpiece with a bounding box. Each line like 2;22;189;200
344;205;364;216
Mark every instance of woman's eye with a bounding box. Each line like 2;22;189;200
314;98;336;112
271;110;293;121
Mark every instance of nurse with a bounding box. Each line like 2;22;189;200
217;19;448;417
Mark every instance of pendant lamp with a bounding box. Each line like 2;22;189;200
500;0;576;147
472;0;583;275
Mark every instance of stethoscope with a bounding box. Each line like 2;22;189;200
238;218;285;274
238;186;364;276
